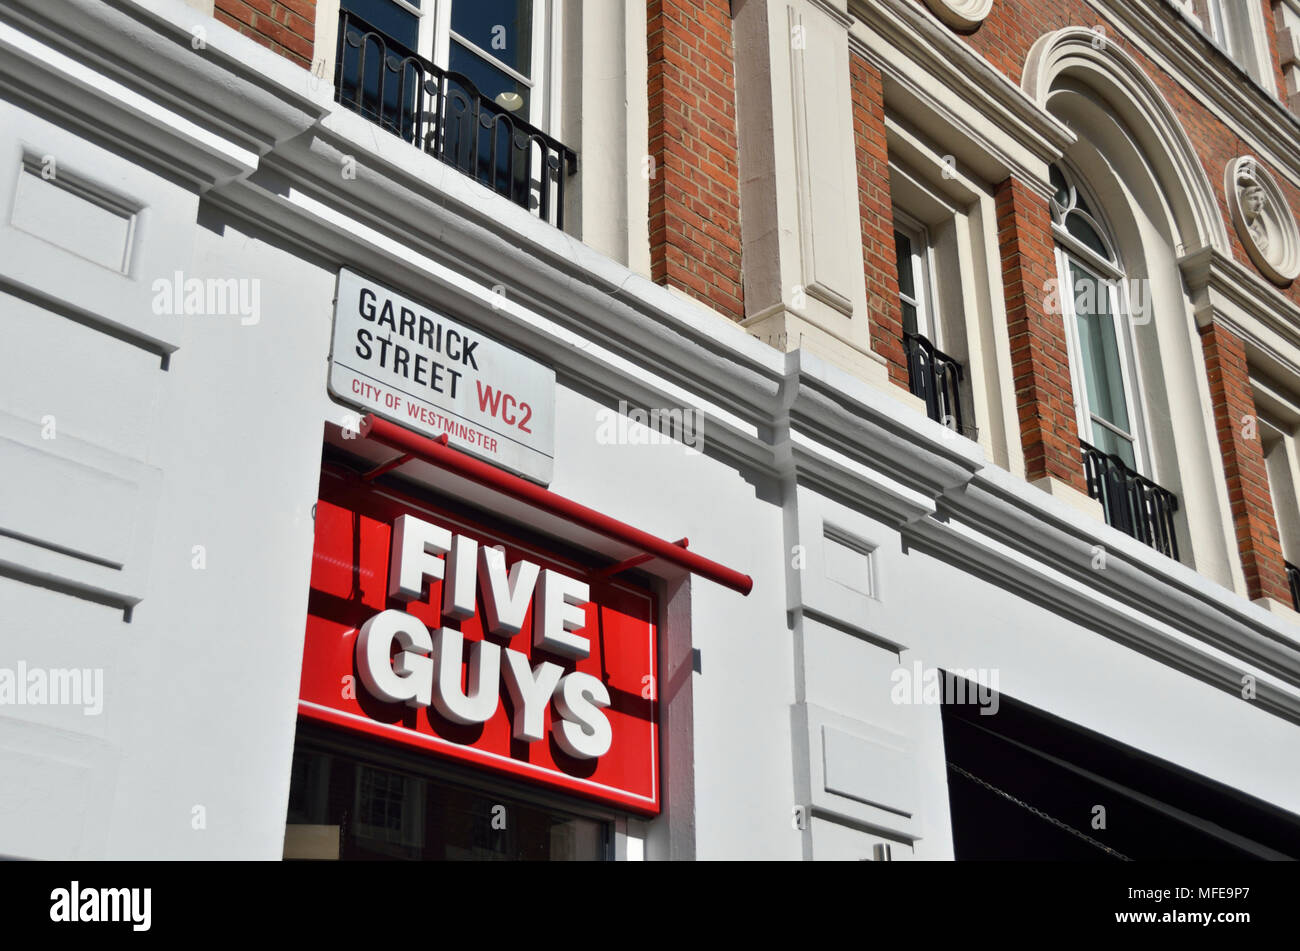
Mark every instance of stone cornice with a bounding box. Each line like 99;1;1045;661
805;0;855;31
1090;0;1300;191
0;18;253;189
1180;246;1300;382
845;0;1075;197
223;109;789;475
781;350;982;520
0;0;330;188
863;0;1300;193
912;489;1300;726
784;350;1300;723
11;0;1300;722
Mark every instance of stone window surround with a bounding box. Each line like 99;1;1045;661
1164;0;1280;96
1048;161;1156;482
1021;27;1253;584
1254;376;1300;566
884;115;1022;474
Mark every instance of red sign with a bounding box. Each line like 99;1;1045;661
298;466;660;815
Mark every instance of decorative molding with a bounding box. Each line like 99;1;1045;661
804;281;855;317
11;0;1300;725
787;6;858;321
1180;244;1300;390
0;0;329;184
1161;0;1278;95
0;410;160;621
800;704;922;842
1022;26;1231;255
920;0;993;33
1164;0;1201;31
806;0;855;31
1090;0;1300;190
0;20;258;189
1181;245;1300;340
781;349;1300;723
910;481;1300;726
1226;156;1300;286
847;0;1075;196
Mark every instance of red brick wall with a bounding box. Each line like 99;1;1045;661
912;0;1300;579
647;0;744;322
1199;322;1291;602
941;0;1300;304
995;177;1089;492
849;53;909;388
215;0;314;70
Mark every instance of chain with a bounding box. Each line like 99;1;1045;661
946;761;1132;861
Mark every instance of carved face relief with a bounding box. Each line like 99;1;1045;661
1241;185;1269;252
1242;184;1266;221
1226;157;1300;286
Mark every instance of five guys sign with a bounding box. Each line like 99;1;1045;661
299;467;660;814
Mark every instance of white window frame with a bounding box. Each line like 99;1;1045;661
1171;0;1278;94
1254;386;1300;568
1171;1;1229;48
1261;424;1299;565
894;210;941;348
1050;172;1156;479
368;0;560;133
1202;0;1232;52
353;764;426;849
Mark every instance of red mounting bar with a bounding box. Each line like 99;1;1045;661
358;414;754;596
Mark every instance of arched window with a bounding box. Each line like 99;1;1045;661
1049;163;1150;474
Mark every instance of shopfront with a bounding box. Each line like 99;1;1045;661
283;270;751;860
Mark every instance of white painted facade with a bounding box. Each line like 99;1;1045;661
0;0;1298;861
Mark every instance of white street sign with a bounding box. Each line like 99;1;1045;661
329;269;555;484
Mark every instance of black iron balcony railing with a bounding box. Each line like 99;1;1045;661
1287;561;1300;613
335;10;578;229
903;332;975;438
1080;440;1180;559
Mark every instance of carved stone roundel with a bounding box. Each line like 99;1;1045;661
1226;156;1300;286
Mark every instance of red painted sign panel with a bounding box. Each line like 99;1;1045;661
298;466;660;815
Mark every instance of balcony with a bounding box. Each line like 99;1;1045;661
903;332;975;439
334;10;578;229
1080;441;1181;559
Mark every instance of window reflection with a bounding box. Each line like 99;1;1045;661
284;741;610;861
